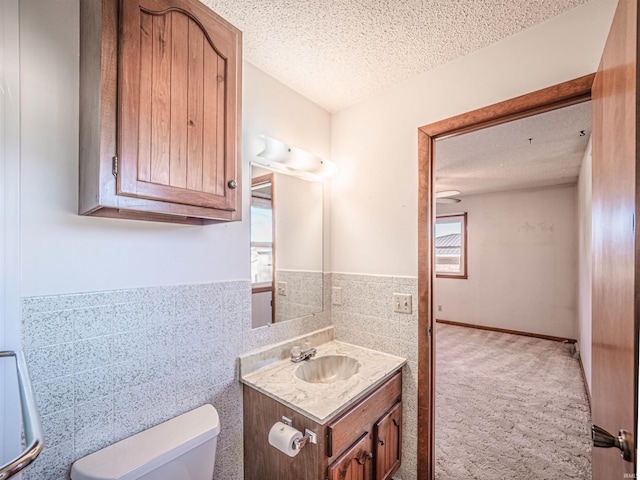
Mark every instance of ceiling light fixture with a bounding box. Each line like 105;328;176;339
255;135;337;179
435;190;460;198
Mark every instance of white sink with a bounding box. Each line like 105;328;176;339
295;355;361;384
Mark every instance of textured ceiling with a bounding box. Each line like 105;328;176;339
202;0;589;112
435;101;591;197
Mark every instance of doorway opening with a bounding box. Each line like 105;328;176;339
416;74;595;479
433;99;593;477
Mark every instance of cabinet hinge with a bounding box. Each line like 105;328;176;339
427;326;432;337
112;155;118;177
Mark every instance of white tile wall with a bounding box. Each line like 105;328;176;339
331;273;418;480
275;270;324;322
21;274;421;479
21;280;331;480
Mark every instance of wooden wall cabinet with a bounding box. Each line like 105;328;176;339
79;0;242;224
243;370;403;480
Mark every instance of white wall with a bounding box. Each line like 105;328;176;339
330;0;617;277
18;0;332;298
251;167;325;272
275;173;323;271
577;138;593;392
435;185;578;339
1;0;23;469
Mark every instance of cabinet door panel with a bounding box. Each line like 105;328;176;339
118;0;239;211
185;16;204;191
328;371;402;459
169;11;189;189
374;402;402;480
328;433;373;480
149;12;172;186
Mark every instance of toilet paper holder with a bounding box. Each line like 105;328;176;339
281;416;318;451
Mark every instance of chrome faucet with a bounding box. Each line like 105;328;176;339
290;343;317;363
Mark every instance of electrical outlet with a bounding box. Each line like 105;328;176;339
277;281;287;296
393;293;412;314
332;287;343;305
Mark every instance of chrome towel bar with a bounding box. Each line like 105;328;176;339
0;351;43;479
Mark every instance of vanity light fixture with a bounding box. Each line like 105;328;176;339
257;135;291;163
255;135;337;179
309;157;338;178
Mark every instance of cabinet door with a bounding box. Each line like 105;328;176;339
118;0;240;211
328;432;373;480
374;402;402;480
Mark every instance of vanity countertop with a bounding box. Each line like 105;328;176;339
240;340;406;424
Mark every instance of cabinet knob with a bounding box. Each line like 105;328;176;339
357;451;373;465
379;439;385;446
228;180;238;189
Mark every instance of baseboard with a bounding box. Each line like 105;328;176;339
435;319;577;343
577;353;592;412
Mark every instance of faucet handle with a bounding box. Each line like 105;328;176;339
303;341;311;350
291;346;302;358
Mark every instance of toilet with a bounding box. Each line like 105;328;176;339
71;404;220;480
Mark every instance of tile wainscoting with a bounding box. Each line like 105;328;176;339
21;280;331;480
20;274;417;479
274;270;324;323
331;273;418;480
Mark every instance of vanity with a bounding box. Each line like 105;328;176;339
244;161;404;479
240;337;406;480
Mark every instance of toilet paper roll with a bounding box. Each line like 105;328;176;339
268;422;303;457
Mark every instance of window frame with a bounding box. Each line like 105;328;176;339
434;212;468;279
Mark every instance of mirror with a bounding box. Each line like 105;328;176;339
250;165;324;328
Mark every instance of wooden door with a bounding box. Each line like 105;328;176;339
118;0;240;210
591;0;638;477
374;402;402;480
328;433;373;480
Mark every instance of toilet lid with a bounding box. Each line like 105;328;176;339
70;405;220;480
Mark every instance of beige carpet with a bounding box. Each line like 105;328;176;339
435;323;592;479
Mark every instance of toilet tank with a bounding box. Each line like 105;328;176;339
71;404;220;480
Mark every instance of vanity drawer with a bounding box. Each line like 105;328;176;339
327;370;402;459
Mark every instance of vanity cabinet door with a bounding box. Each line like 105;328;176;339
328;433;373;480
327;371;402;459
374;402;402;480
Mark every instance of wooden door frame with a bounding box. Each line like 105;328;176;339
416;73;595;478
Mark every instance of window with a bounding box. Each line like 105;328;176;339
435;213;467;278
